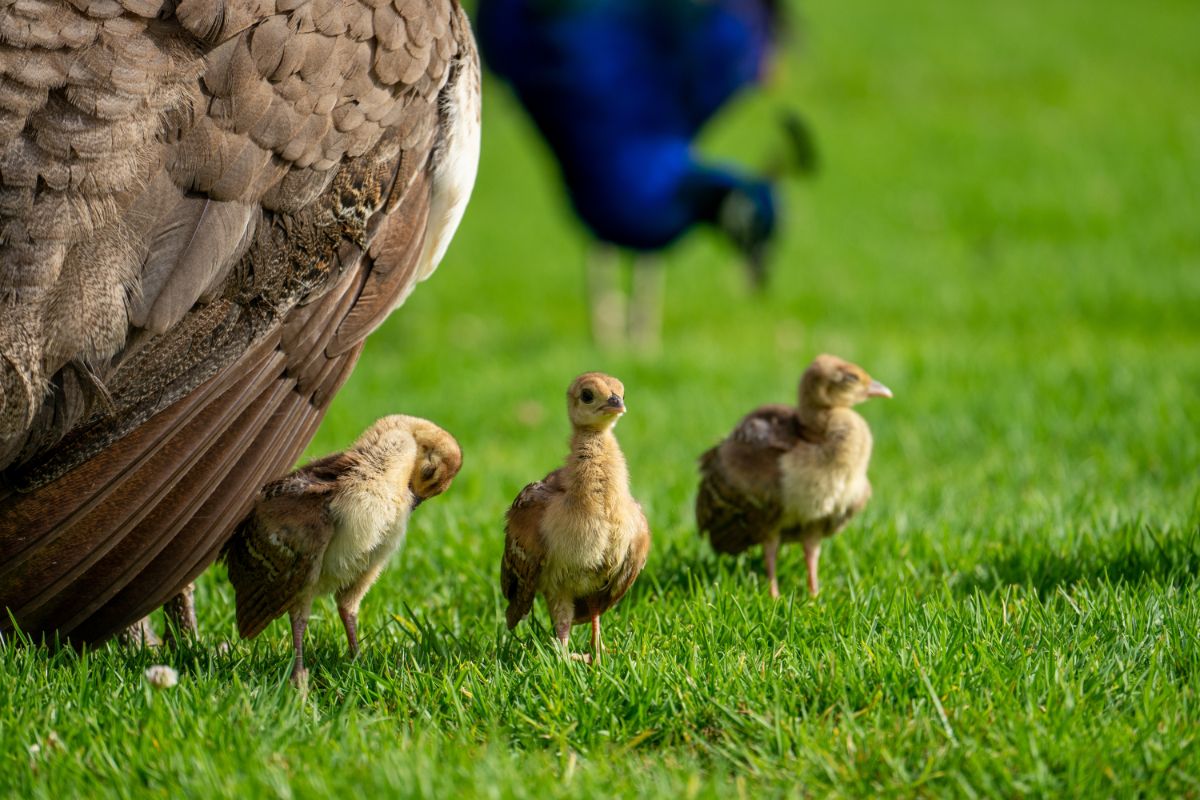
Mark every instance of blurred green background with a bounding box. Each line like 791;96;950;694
8;0;1200;796
315;0;1199;547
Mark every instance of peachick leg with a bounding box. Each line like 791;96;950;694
288;607;311;688
557;619;589;664
551;600;591;665
803;537;822;596
337;605;359;659
589;615;603;662
763;537;782;599
335;564;382;659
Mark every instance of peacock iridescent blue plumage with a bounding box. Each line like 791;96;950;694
477;0;782;274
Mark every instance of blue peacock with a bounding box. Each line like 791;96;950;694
477;0;812;346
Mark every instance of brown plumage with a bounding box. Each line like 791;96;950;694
0;0;481;645
223;415;461;684
696;354;892;597
501;373;650;664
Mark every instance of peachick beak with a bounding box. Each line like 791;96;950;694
867;380;893;399
605;394;626;413
411;492;425;508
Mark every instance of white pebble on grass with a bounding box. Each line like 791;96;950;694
144;665;179;689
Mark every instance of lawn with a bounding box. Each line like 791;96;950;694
3;0;1199;796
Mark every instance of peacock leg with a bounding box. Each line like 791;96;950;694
629;254;664;351
586;245;626;347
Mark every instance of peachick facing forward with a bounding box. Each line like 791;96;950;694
223;416;462;684
501;373;651;664
696;355;892;597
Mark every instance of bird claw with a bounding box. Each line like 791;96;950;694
568;652;594;665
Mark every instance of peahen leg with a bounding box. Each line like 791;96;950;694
119;616;161;647
289;601;313;689
121;583;196;647
162;583;197;646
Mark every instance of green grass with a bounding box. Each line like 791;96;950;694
4;0;1200;796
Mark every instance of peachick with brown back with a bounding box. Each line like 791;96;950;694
501;373;651;664
696;355;892;598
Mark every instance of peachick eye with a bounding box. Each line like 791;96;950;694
581;389;595;403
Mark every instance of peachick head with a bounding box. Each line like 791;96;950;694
407;420;463;505
356;415;463;506
566;372;626;431
800;354;892;410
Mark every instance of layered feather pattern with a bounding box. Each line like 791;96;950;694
0;0;481;644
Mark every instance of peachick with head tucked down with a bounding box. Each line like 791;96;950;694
223;415;462;685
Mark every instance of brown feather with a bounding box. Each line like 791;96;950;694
328;170;431;356
500;470;563;629
696;405;800;554
696;355;891;596
86;389;330;640
3;345;290;634
50;362;299;636
0;0;481;643
134;197;259;333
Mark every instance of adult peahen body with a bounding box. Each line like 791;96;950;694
0;0;481;646
478;0;794;346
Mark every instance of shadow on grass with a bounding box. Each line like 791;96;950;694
955;523;1200;596
12;603;502;695
636;538;755;599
